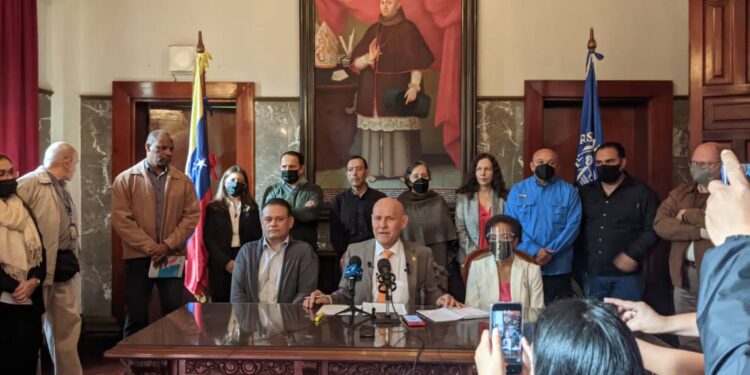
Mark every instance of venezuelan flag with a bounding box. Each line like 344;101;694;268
184;46;212;300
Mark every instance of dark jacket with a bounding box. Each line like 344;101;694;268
230;238;319;304
204;201;262;269
0;199;46;316
652;181;712;288
697;235;750;374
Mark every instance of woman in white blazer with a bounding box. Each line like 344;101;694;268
455;153;507;264
465;215;544;322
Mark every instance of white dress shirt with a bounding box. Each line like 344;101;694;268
258;236;288;303
228;200;242;248
372;240;409;305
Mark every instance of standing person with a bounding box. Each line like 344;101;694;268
204;166;262;302
16;142;82;375
455;153;507;261
397;161;457;294
330;156;386;258
262;151;323;249
577;142;659;300
111;130;200;336
230;199;319;304
505;148;582;304
351;0;434;178
0;154;46;375
653;142;721;352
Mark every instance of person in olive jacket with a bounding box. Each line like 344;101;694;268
204;166;262;302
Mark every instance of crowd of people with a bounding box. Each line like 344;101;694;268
0;128;747;374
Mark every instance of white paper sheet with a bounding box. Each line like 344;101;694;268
416;306;489;322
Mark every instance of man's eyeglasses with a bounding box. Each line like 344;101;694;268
689;161;720;168
0;169;18;179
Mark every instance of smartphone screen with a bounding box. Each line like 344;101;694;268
721;163;750;185
490;303;523;373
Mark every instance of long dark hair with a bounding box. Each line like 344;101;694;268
456;153;507;199
212;165;258;211
533;299;645;375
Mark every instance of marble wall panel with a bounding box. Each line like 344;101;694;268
476;100;525;186
673;99;690;186
253;100;301;203
79;98;113;316
39;92;51;160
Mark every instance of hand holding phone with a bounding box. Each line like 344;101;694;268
489;303;523;374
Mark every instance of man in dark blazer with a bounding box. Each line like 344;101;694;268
304;198;461;308
230;198;319;304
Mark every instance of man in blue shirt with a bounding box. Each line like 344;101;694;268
506;148;582;304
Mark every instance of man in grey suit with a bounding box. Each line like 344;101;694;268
304;198;461;308
231;198;319;304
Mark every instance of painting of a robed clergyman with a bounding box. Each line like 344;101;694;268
312;0;465;190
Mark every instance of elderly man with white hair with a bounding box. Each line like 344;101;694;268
16;141;82;375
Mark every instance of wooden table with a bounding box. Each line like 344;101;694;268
105;303;482;375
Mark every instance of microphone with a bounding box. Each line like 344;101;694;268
377;258;397;293
344;256;363;291
377;258;391;275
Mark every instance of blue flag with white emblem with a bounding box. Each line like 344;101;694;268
575;50;604;186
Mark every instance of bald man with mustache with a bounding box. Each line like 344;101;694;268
304;198;460;308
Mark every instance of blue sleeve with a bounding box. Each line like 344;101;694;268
506;184;543;257
545;186;582;254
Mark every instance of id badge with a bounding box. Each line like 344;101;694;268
69;224;78;240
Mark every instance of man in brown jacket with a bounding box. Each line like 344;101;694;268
112;130;200;336
653;142;721;352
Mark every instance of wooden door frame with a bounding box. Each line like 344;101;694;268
111;81;255;322
524;80;674;199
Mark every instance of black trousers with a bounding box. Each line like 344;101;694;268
124;258;185;337
542;273;574;304
209;247;240;303
0;302;42;375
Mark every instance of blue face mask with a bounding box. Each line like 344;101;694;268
226;180;245;197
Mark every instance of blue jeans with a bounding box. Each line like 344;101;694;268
585;274;643;301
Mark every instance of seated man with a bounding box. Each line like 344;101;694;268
304;198;461;308
230;198;319;304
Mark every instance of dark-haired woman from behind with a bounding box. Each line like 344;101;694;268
455;153;508;262
475;299;645;375
204;166;262;302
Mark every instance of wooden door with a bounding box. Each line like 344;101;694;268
690;0;750;160
111;81;255;322
524;80;674;318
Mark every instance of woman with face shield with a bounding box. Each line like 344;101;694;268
464;215;544;322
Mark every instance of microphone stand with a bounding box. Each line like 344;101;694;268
336;277;372;321
375;273;400;325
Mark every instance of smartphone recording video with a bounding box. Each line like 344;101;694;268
490;303;523;374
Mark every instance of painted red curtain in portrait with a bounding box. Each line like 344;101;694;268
0;0;39;173
315;0;462;168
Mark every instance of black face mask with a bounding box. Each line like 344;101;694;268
597;164;623;183
0;179;18;198
225;180;245;197
281;170;299;184
534;164;555;181
412;178;429;194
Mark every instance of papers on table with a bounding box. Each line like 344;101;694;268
362;302;408;316
316;305;352;316
416;306;489;323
